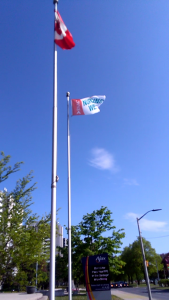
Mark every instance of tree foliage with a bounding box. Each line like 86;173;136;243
0;151;23;183
0;152;50;290
121;237;163;284
57;207;125;284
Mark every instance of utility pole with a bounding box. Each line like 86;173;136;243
137;218;152;300
136;209;162;300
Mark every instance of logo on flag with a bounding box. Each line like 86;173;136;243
54;11;75;50
71;96;106;116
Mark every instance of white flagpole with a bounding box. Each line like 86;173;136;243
67;92;72;300
49;1;58;300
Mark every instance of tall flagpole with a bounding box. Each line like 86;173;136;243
49;1;59;300
67;92;72;300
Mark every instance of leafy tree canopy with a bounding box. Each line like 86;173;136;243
57;206;125;284
121;237;163;284
0;152;50;290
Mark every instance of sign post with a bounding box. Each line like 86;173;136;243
82;253;111;300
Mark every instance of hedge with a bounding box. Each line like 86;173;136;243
158;279;169;287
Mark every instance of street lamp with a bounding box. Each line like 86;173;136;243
137;209;162;300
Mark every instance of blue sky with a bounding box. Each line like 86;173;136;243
1;0;169;255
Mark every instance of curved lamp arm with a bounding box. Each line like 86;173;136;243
138;209;162;221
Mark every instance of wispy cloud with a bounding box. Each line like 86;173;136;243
123;178;139;186
125;212;168;232
88;148;119;172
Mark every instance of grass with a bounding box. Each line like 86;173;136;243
125;283;169;290
55;295;123;300
129;283;156;288
111;295;123;300
153;286;169;290
55;296;86;300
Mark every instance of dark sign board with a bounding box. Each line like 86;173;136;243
82;253;110;292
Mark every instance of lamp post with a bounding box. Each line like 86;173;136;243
137;209;162;300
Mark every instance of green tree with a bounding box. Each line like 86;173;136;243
121;237;163;284
0;152;50;290
58;206;125;284
55;247;68;285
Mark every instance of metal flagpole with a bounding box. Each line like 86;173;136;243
67;91;72;300
49;1;59;300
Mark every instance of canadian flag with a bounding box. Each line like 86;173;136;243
54;11;75;50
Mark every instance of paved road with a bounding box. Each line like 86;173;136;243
126;287;169;300
112;287;169;300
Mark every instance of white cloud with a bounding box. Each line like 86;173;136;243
88;148;119;172
123;178;139;186
125;212;138;221
125;212;168;232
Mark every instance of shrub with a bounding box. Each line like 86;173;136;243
158;279;169;287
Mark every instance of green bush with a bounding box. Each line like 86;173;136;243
158;279;169;287
128;283;137;287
